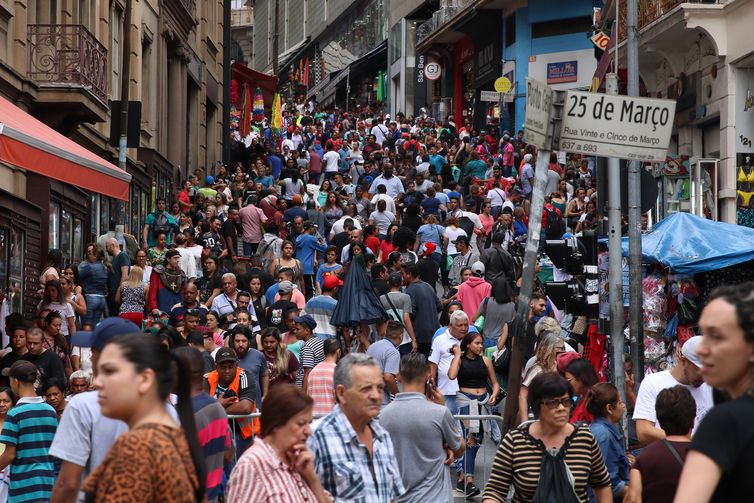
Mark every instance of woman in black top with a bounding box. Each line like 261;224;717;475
448;331;500;497
674;283;754;503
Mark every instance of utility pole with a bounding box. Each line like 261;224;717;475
626;0;644;385
273;0;279;76
117;0;132;172
222;0;231;165
606;72;626;406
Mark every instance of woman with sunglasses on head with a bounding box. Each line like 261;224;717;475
82;334;205;501
517;332;566;424
59;275;86;322
482;372;612;503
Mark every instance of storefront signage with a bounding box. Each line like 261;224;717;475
559;91;677;162
424;62;441;80
416;55;425;84
524;78;554;149
480;91;504;102
591;32;610;50
547;61;578;84
494;77;512;93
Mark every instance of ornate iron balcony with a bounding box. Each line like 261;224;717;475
28;24;108;103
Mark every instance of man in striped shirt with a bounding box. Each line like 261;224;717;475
307;339;341;416
0;360;58;502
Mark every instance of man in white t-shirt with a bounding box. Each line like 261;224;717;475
371;118;389;146
632;336;713;446
428;310;469;415
322;143;340;179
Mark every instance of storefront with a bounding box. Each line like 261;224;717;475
0;189;42;320
469;15;502;130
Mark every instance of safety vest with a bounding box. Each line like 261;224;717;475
206;367;260;439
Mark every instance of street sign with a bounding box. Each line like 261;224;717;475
480;91;504;102
524;78;554;149
559;91;676;162
591;31;610;50
494;77;512;93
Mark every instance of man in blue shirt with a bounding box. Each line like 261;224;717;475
267;147;283;181
296;222;327;299
428;146;448;175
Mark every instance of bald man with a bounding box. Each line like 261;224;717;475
105;238;130;316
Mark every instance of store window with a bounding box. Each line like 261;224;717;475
49;202;60;249
73;217;83;263
100;195;110;236
91;193;100;236
61;209;72;265
1;226;25;314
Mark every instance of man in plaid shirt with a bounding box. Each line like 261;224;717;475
308;353;405;502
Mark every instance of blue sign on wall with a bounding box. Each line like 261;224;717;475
547;61;578;84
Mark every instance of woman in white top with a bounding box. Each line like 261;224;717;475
444;216;468;256
38;279;76;338
368;200;395;238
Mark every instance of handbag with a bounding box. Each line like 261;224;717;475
474;298;490;333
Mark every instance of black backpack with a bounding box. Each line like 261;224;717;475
530;444;581;503
458;216;475;239
544;207;565;240
151;212;171;237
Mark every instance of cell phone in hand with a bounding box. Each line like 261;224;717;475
425;378;436;399
223;389;237;399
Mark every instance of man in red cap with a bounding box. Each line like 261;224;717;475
416;242;439;288
304;274;342;342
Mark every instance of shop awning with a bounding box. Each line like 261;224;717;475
231;61;279;107
0;95;131;200
349;39;388;74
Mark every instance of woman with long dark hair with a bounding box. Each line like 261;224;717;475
471;277;516;351
39;280;76;339
40;249;64;291
82;334;205;501
78;243;109;325
563;357;600;424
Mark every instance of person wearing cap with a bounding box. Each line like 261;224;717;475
206;347;259;457
632;335;713;446
448;235;480;287
49;318;149;502
0;360;58;502
296;222;328;299
293;315;324;391
147;249;188;316
416;242;440;289
267;280;299;332
455;261;492;318
304;274;342;342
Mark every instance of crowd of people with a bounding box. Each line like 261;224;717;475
0;105;749;503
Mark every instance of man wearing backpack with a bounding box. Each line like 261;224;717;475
543;196;565;241
142;198;177;249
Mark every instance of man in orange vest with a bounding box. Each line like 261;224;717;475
205;347;260;457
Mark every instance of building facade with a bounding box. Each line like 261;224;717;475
0;0;226;316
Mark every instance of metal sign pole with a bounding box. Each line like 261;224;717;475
606;73;626;406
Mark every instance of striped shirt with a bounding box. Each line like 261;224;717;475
307;361;337;416
303;295;338;340
226;437;321;502
296;337;325;388
0;396;58;503
309;405;405;502
192;394;231;503
482;423;610;503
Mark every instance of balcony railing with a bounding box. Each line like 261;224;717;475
28;24;108;103
618;0;722;41
417;0;475;44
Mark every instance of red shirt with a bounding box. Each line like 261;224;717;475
365;235;381;255
379;240;396;262
542;204;562;229
178;190;191;210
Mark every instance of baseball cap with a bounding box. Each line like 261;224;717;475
452;235;470;245
1;360;38;383
323;275;344;290
293;314;317;330
556;351;581;374
71;317;142;352
418;242;437;256
681;336;703;368
214;347;238;364
471;261;486;276
278;280;294;294
205;175;215;185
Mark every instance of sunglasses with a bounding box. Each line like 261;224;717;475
542;397;571;410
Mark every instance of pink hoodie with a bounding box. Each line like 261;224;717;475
456;276;492;317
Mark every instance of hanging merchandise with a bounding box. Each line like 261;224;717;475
252;88;265;123
642;271;668;335
230;106;240;131
304;57;310;88
271;93;282;133
241;84;252;137
230;79;239;104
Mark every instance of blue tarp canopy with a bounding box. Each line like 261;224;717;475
621;212;754;274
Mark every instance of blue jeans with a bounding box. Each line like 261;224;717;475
242;241;259;256
84;294;106;326
458;391;487;478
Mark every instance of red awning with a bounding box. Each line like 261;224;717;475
231;61;278;107
0;95;131;200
